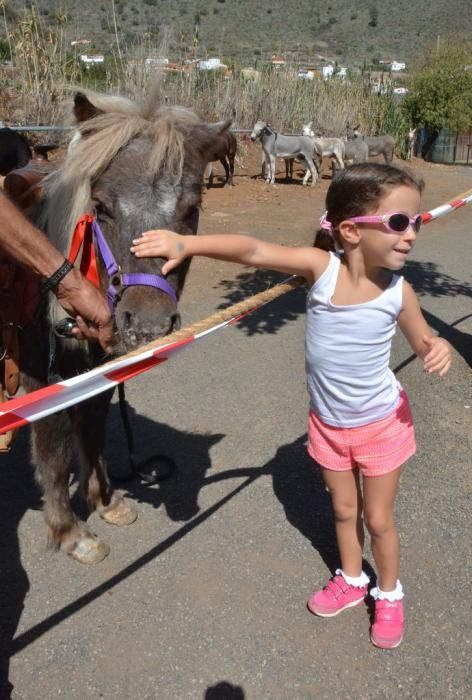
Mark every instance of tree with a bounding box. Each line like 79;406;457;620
403;37;472;132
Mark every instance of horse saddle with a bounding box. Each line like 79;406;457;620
0;163;47;450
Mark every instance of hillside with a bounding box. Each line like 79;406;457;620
2;0;472;67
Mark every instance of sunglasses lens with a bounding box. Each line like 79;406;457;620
414;215;422;233
388;214;410;232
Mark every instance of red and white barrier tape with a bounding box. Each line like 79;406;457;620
0;188;471;435
0;300;262;434
421;190;472;224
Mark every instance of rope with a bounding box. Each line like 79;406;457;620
0;182;470;433
115;276;305;363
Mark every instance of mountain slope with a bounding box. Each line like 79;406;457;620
3;0;472;66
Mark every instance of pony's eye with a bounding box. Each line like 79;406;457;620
95;201;112;220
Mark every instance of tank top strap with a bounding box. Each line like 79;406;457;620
310;252;340;302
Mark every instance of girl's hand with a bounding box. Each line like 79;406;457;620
130;230;186;275
422;336;452;377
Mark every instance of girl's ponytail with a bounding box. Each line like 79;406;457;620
313;228;335;251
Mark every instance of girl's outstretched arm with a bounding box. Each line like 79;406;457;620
398;281;451;377
130;229;329;284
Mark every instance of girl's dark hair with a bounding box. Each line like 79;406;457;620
313;162;424;251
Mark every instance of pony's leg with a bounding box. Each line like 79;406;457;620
221;157;230;185
73;392;137;529
31;413;110;564
207;162;213;188
228;154;235;186
21;322;108;563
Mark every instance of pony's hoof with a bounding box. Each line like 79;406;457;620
100;499;138;526
70;536;110;565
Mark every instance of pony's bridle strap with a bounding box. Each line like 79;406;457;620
68;214;177;312
91;219;178;308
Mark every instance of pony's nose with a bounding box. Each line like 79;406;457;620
115;288;178;347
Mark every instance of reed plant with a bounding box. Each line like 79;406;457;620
0;5;407;154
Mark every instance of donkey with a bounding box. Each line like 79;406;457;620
250;120;319;186
406;127;417;159
302;122;345;172
348;125;396;164
206;129;237;187
343;138;369;164
19;91;232;564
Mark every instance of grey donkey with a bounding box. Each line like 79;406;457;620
348;124;396;164
250;120;319;186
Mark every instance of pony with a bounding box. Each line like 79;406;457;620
19;90;232;564
206;129;237;187
250;120;319;186
0;127;31;177
301;122;345;173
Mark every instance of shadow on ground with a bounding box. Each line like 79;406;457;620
2;406;348;696
215;269;307;336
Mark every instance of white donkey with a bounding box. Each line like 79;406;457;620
250;120;319;186
302;122;345;172
406;127;417;159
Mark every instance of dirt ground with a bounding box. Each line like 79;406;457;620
1;145;471;700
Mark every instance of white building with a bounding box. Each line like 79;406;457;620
298;69;314;80
390;61;406;72
322;65;334;79
80;54;104;65
197;58;223;71
144;57;169;67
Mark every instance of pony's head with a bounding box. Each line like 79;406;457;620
40;91;232;351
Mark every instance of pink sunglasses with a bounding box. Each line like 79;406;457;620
347;212;423;234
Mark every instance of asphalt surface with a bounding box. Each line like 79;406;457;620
0;162;471;699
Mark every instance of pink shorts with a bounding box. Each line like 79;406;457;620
307;390;416;477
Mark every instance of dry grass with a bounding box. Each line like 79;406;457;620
0;4;409;155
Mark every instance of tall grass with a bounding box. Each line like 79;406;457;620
0;5;409;154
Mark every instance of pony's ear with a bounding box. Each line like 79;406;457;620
73;92;104;123
207;118;232;134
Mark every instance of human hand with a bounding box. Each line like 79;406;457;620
422;336;451;377
130;230;187;275
55;269;115;353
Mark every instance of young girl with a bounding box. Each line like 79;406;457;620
131;163;451;649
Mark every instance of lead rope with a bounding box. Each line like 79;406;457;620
108;382;176;484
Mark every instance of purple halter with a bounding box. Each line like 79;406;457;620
91;217;178;311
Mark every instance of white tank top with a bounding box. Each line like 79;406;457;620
305;252;403;428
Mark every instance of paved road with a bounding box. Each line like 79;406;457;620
0;165;471;699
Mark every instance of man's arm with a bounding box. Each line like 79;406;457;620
0;190;114;352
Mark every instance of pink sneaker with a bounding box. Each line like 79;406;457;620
308;574;368;617
370;599;404;649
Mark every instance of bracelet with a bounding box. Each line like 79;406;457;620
41;259;74;292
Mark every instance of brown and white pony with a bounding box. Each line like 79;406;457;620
20;90;231;564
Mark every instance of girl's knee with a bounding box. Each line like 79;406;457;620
332;499;360;524
364;510;396;538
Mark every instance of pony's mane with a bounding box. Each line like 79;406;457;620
38;92;201;254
